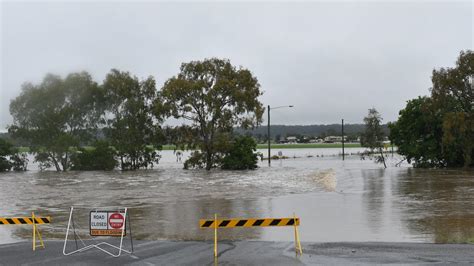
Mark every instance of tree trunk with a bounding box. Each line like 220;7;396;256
379;147;387;168
463;144;472;168
205;151;212;170
61;152;68;172
49;153;62;172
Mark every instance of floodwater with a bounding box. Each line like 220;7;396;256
0;148;473;245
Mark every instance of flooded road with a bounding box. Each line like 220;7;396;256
0;148;473;244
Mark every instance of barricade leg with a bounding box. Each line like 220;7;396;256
293;213;302;255
32;212;35;251
32;212;45;251
214;213;218;258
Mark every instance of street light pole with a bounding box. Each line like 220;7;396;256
267;105;294;167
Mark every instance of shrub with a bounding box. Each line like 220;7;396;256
0;138;28;172
221;136;258;170
71;141;117;171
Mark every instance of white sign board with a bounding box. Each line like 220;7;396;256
90;211;126;236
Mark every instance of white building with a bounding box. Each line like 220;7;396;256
324;136;347;143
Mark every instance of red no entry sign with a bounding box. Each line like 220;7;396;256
90;211;127;236
109;213;124;229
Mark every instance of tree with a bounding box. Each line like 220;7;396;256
361;108;387;168
430;50;473;168
274;134;281;143
390;50;473;168
0;138;28;172
9;72;102;171
157;58;264;170
221;136;258;170
103;69;164;170
389;97;445;167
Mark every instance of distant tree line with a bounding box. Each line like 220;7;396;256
389;50;473;168
5;58;263;172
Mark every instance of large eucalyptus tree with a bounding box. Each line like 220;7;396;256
157;58;264;170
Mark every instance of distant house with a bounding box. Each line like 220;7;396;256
286;136;298;144
309;138;323;143
324;136;347;143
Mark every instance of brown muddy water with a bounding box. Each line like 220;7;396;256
0;148;473;244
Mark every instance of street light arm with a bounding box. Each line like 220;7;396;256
270;105;294;110
267;104;294;167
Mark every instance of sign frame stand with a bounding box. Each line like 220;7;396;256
63;206;134;258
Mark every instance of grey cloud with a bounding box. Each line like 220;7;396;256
1;1;472;130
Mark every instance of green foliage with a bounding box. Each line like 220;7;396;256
0;138;28;172
71;141;117;171
389;97;445;167
390;50;473;168
9;72;102;171
183;151;206;170
361;108;386;168
361;108;384;149
431;50;473;168
221;136;258;170
103;69;164;170
0;138;14;172
442;112;473;167
158;58;264;170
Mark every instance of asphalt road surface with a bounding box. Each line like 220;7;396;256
0;240;473;265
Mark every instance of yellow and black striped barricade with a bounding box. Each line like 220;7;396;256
199;214;302;257
0;212;51;251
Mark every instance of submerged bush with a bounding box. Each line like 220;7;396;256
0;138;28;172
221;136;258;170
71;141;117;171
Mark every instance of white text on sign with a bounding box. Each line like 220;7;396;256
90;211;126;236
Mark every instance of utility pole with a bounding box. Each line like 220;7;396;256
342;119;345;161
268;105;271;166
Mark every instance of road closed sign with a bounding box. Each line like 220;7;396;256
90;211;126;236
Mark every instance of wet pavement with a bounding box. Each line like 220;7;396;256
0;240;473;265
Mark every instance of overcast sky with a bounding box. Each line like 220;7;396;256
1;1;472;130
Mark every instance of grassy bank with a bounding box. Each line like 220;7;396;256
17;143;362;152
256;143;361;149
163;143;361;150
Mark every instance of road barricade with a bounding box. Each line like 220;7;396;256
63;206;133;258
200;214;302;257
0;212;51;250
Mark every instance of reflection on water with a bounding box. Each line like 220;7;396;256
398;168;474;243
362;168;387;234
0;149;473;244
